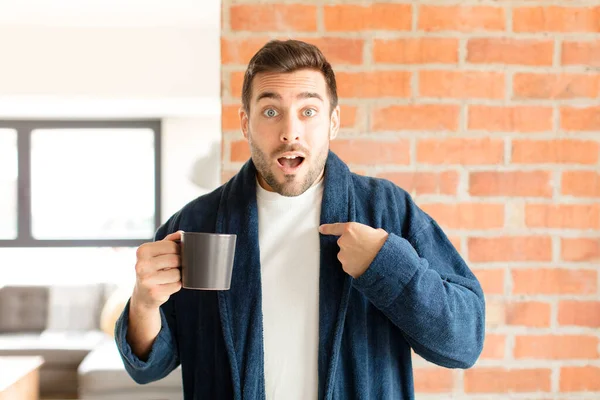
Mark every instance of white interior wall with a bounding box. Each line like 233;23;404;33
0;26;217;99
0;1;223;285
0;0;222;222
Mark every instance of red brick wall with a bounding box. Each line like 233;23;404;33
221;2;600;397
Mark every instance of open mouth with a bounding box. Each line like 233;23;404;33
277;155;305;173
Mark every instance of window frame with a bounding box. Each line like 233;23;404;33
0;120;161;247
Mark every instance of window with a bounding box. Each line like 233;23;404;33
0;120;161;248
0;129;18;240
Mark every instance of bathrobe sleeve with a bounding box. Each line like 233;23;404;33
352;198;486;369
114;299;179;383
114;218;181;383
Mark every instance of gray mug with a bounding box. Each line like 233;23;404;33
180;231;237;290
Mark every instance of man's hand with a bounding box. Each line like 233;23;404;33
127;231;183;360
131;230;183;312
318;222;389;279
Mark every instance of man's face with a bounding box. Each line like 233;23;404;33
239;69;340;197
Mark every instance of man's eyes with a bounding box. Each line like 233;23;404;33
303;108;317;117
263;108;279;118
262;108;318;118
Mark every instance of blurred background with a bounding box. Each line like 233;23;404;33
1;0;599;399
1;0;221;286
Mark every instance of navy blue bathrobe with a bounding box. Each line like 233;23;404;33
115;151;485;399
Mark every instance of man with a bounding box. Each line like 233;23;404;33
115;39;485;399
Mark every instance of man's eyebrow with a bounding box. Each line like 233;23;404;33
255;91;324;102
256;92;282;102
297;92;324;102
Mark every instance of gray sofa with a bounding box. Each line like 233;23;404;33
78;339;182;400
0;284;183;399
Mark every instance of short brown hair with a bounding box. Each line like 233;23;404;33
241;39;338;114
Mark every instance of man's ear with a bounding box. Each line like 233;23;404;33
239;107;249;140
329;105;341;140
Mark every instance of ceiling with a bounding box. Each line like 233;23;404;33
0;0;220;28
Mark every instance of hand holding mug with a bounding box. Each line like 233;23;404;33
131;231;183;311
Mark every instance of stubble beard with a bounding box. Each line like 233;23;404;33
248;130;329;197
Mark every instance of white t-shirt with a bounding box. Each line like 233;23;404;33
256;177;323;399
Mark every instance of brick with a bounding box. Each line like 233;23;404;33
221;136;225;160
505;301;551;327
419;5;505;32
221;37;365;66
297;38;364;65
486;300;506;326
339;105;357;129
512;140;599;165
417;138;504;165
221;37;269;64
562;171;600;197
467;38;553;66
420;203;504;230
330;140;410;165
561;107;600;132
464;368;551;393
349;167;366;176
562;238;600;262
514;6;600;33
480;334;505;359
222;104;240;131
560;366;600;392
374;38;459;64
525;204;600;229
449;236;462;253
377;171;459;195
562;41;600;67
221;169;238;184
558;301;600;327
473;269;505;295
230;71;245;100
515;335;599;359
230;4;317;32
336;71;411;98
324;4;412;32
469;171;552;198
372;105;459;132
468;236;552;262
230;140;250;162
468;105;553;133
413;367;453;393
514;73;600;100
512;268;598;295
419;71;504;99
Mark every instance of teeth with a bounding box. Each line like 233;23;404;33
283;155;298;159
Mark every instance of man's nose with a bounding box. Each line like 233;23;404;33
280;114;301;143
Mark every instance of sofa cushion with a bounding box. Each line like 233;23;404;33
78;339;182;399
0;331;108;366
46;284;106;332
0;286;48;333
100;286;130;337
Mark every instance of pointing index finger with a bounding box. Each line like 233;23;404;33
318;222;348;236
